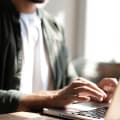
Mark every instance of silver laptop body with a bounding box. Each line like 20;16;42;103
43;102;109;120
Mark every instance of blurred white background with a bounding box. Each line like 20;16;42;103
45;0;120;63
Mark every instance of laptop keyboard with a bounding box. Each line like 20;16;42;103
70;107;108;119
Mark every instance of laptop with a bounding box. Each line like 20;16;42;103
43;81;120;120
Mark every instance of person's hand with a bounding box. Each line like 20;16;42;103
17;77;107;111
98;77;118;103
49;77;107;108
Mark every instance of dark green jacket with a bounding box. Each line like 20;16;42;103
0;0;78;113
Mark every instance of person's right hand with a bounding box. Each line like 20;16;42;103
17;77;107;111
49;77;107;108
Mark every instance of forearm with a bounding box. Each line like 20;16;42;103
0;90;21;114
17;91;59;112
0;90;58;113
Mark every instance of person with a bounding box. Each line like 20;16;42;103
0;0;118;114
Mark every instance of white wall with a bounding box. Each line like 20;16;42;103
85;0;120;62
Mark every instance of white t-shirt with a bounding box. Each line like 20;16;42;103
19;11;52;93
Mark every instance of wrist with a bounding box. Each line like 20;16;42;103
17;91;58;112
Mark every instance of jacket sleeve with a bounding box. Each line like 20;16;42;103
0;90;22;114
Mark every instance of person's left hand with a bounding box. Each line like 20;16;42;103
98;77;118;103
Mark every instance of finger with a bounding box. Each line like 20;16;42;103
104;93;113;103
98;78;118;94
60;94;90;104
73;85;105;98
75;77;107;97
74;86;104;102
98;78;118;88
108;99;112;104
72;81;106;97
75;96;91;102
102;86;115;93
